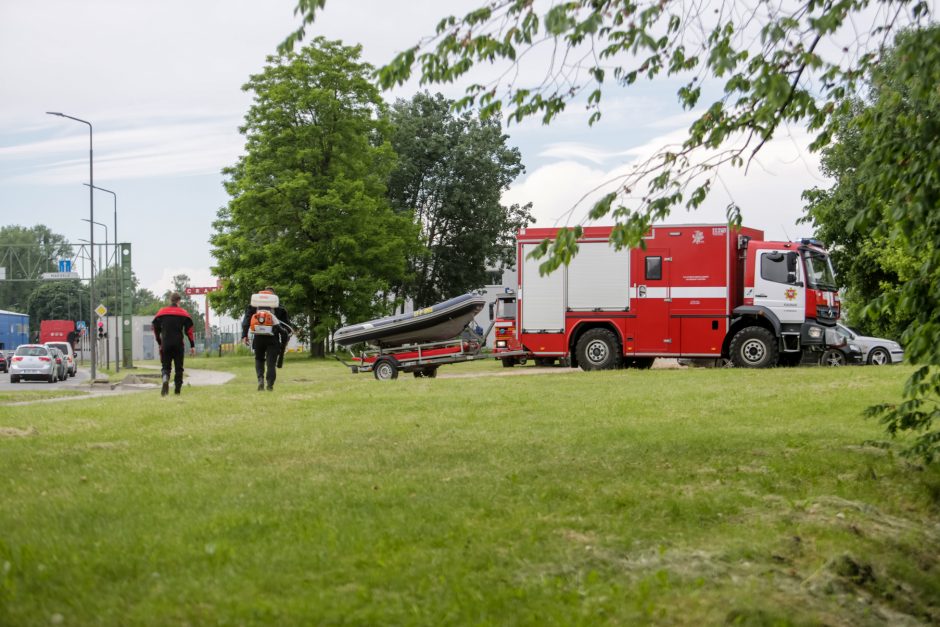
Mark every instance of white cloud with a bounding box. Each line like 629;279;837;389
505;125;829;242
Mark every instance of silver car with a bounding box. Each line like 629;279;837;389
9;344;58;383
45;341;76;377
835;324;904;365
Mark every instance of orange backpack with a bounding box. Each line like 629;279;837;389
250;309;277;336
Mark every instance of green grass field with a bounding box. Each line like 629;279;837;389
1;357;938;625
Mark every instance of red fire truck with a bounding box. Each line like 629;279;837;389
494;224;843;369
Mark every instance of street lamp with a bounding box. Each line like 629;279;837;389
84;184;120;371
82;218;109;370
47;111;96;381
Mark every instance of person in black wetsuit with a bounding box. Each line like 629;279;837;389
152;292;195;396
241;288;291;392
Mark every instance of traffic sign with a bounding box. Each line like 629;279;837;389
76;320;86;330
58;259;72;273
95;304;108;317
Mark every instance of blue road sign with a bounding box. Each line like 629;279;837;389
58;259;72;273
76;320;86;330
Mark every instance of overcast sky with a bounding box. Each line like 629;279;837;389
2;0;878;320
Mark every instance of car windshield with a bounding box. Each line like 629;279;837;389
802;251;837;291
836;324;855;340
16;346;48;357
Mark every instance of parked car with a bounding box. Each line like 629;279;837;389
819;343;864;367
835;324;904;365
45;342;76;377
9;344;58;383
47;347;68;381
0;351;7;373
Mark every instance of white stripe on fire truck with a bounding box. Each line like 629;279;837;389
634;287;727;299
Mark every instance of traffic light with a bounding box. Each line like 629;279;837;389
97;327;104;339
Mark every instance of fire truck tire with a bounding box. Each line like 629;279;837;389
729;327;778;368
535;357;555;367
373;359;399;380
501;358;516;368
576;329;622;371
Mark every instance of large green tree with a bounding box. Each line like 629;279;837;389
800;99;925;341
211;37;420;355
387;92;533;307
0;225;73;313
25;280;88;331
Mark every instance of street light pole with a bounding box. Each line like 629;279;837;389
82;218;109;370
84;184;120;372
47;112;96;381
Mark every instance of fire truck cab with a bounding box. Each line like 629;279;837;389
494;224;843;369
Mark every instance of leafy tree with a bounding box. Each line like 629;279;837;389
285;0;929;268
800;100;925;340
0;225;73;312
283;4;939;460
210;37;420;356
134;288;162;317
25;280;88;330
840;26;940;462
387;92;533;307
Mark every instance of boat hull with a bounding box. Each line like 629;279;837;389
334;294;486;348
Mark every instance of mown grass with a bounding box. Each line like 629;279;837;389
1;357;938;625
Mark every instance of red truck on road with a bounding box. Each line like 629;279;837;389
495;224;844;369
39;320;76;345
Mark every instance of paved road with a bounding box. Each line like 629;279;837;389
0;365;90;392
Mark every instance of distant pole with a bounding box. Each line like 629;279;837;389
47;111;96;380
85;184;119;372
82;218;109;370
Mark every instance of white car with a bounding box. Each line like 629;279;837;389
835;324;904;365
9;344;58;383
45;341;77;377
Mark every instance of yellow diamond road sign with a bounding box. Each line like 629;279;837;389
95;304;108;317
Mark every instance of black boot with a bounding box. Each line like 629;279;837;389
257;377;265;391
266;383;274;392
161;374;169;397
174;384;182;395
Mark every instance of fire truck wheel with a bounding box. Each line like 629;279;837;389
729;327;778;368
576;328;622;371
501;358;516;368
373;359;399;380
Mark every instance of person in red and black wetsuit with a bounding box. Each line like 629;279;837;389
152;292;195;396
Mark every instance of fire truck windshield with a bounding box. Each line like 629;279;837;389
802;250;837;291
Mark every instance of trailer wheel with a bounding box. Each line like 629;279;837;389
373;359;399;380
729;327;778;368
576;329;622;371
